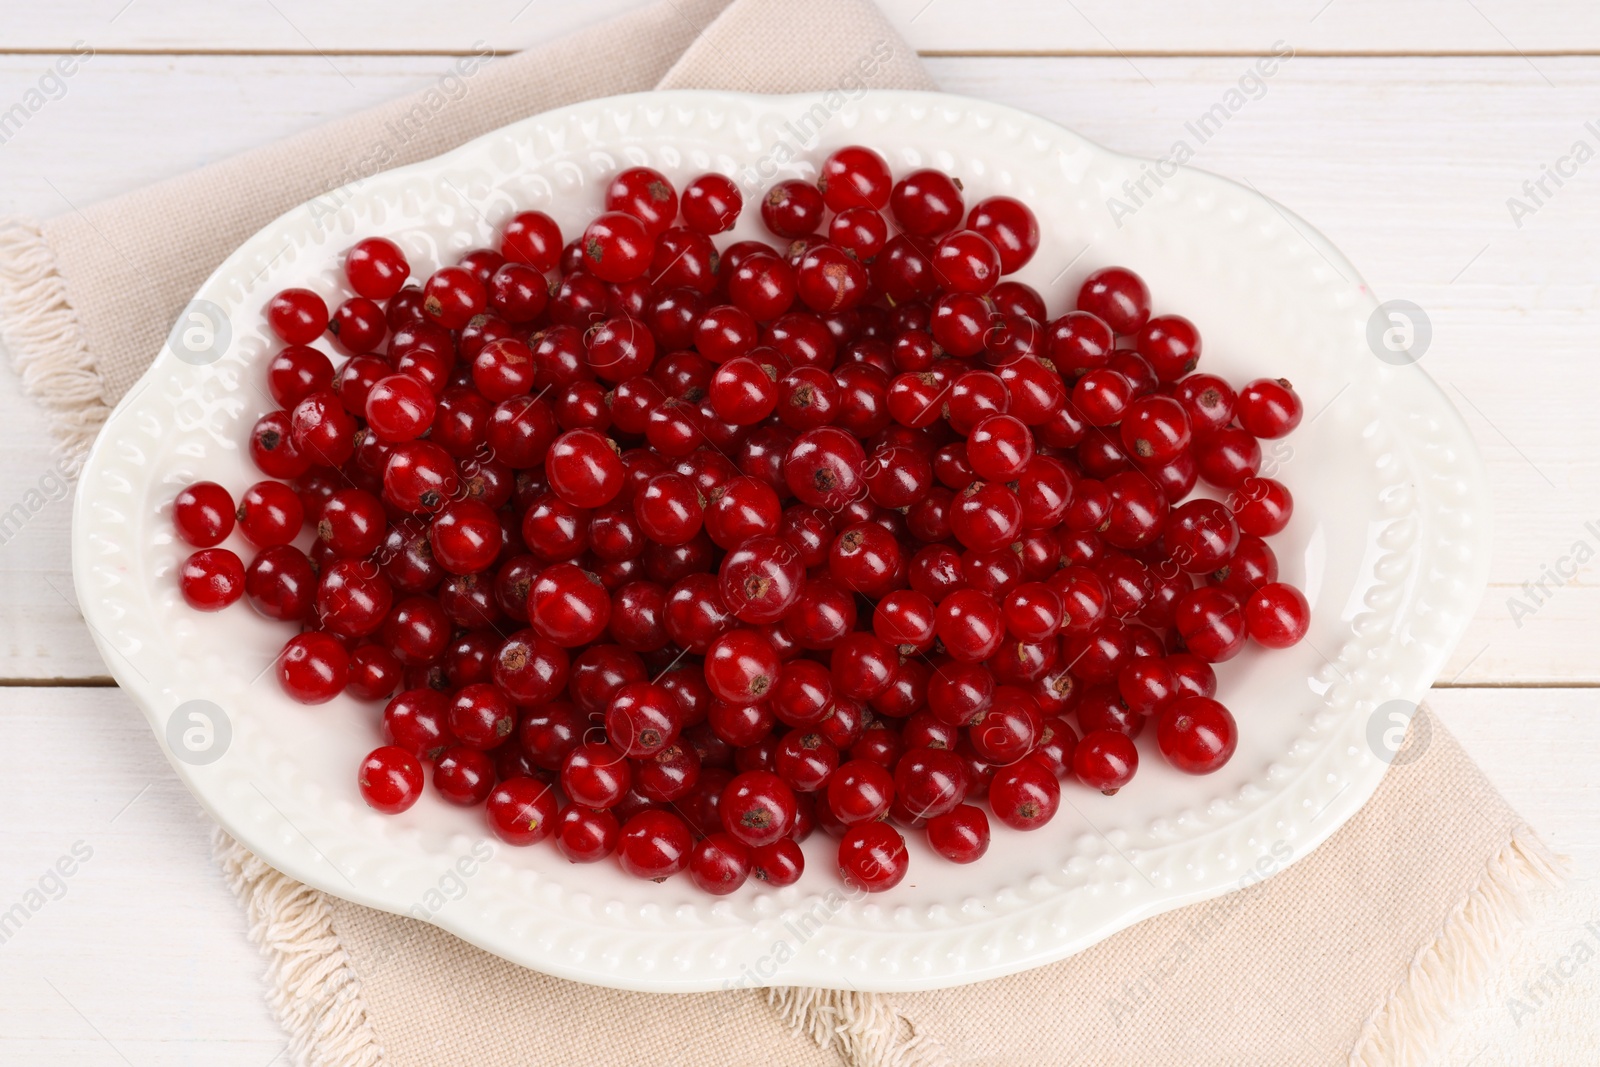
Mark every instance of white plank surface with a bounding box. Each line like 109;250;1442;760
1;5;1596;1063
2;52;1598;683
4;0;1600;56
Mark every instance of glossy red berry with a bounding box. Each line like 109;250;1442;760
561;742;632;809
1073;729;1138;794
705;629;781;705
933;229;1002;294
429;499;502;575
529;563;612;647
819;145;893;211
501;210;563;272
838;821;909;892
1245;582;1310;648
967;196;1039;274
1076;267;1151;335
890;169;965;238
688;832;752;895
1236;377;1303;438
720;770;797;848
266;288;327;345
486;776;560;845
344;237;410;300
234;480;302;549
1135;315;1202;382
1173;587;1248;663
547;429;625;508
580;211;654;283
173;481;235;547
927;804;990;862
358;746;424;814
681;173;742;234
278;632;350;704
179;548;244;611
605;681;678;758
988;759;1060;830
761;179;826;239
618;810;693;881
1156;696;1238;774
555;805;619;863
1229;476;1294;537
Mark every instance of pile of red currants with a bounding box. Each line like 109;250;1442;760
169;144;1309;895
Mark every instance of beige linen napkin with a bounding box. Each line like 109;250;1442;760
0;2;1563;1064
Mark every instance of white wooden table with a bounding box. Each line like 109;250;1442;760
2;3;1597;1063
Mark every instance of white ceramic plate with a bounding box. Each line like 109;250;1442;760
72;89;1490;993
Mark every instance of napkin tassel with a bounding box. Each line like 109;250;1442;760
1349;825;1565;1067
0;216;108;474
770;985;950;1067
215;827;387;1067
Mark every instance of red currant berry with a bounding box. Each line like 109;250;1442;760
547;429;624;509
344;237;410;300
1120;394;1192;465
486;776;560;845
989;758;1061;830
266;288;327;345
1173;587;1248;663
838;821;909;892
967;196;1039;274
761;179;826;239
529;563;612;647
1245;581;1310;648
500;210;562;272
234;481;302;549
635;472;704;546
267;345;334;408
579;211;654;283
1156;696;1238;774
1076;266;1151;335
173;481;235;547
442;682;513;750
179;548;244;610
705;629;781;705
681;173;742;234
894;747;968;820
555;805;619;862
328;296;387;355
278;632;350;704
927;804;990;862
688;832;752;895
358;746;424;814
1163;497;1241;572
890;169;965;238
1073;728;1138;794
428;499;502;575
1135;315;1201;382
720;770;797;848
604;166;677;237
1172;372;1236;433
795;244;870;313
966;413;1034;482
750;838;805;886
618;810;693;881
244;545;315;621
1237;377;1303;438
604;681;678;758
1229;476;1293;537
561;742;632;809
933;229;1002;294
818;145;893;211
